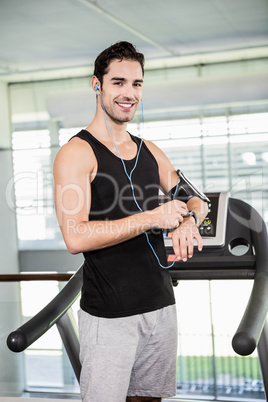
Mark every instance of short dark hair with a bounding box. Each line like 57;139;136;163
93;41;145;88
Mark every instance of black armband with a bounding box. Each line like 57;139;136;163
168;170;210;204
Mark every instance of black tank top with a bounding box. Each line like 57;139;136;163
73;129;175;318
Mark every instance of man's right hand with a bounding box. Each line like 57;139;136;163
149;200;188;230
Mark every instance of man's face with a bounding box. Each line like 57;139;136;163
99;59;143;124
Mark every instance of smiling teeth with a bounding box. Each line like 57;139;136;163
119;103;132;108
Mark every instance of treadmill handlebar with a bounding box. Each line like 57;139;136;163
231;199;268;355
7;266;83;352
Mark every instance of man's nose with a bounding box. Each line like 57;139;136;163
122;84;137;100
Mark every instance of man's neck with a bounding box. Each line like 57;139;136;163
87;112;129;144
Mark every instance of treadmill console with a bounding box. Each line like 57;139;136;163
163;192;229;248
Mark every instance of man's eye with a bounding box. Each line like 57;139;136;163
114;82;122;85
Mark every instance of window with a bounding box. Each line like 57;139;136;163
20;279;80;392
11;129;63;249
11;112;268;249
174;281;264;399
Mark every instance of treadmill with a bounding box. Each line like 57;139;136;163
7;193;268;400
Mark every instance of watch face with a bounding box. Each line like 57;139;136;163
188;210;197;224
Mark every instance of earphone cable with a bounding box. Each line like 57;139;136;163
96;90;179;269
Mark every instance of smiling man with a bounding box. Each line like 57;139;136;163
97;67;143;122
53;41;208;402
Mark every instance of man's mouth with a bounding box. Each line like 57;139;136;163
117;102;135;109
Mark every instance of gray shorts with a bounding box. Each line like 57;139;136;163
78;304;178;402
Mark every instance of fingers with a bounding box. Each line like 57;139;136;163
172;200;188;226
172;233;190;262
172;225;203;262
154;200;188;229
195;231;203;252
174;200;188;216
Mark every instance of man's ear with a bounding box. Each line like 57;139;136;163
91;76;100;94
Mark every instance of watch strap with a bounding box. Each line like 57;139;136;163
184;210;197;225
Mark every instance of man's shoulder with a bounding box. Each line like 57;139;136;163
142;138;160;156
54;135;95;171
63;133;94;154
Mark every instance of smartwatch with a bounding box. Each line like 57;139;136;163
184;210;197;225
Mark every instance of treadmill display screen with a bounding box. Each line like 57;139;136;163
163;192;229;248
